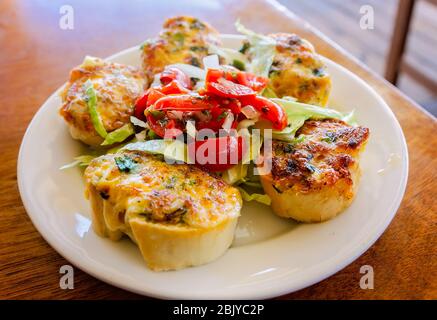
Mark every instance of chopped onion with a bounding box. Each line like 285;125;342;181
170;63;206;79
151;73;161;87
222;112;234;131
194;109;210;122
135;130;147;141
237;119;257;131
194;80;205;91
241;105;259;120
167;110;184;120
130;116;148;128
203;54;220;70
186;120;196;138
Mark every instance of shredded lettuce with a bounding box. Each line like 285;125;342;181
60;155;97;170
121;139;188;163
208;44;249;68
235;21;277;78
170;63;206;80
221;131;262;185
84;80;107;138
270;98;357;141
237;187;271;206
130;116;148;128
262;86;278;98
222;163;248;185
101;123;135;146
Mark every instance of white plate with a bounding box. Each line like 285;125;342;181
17;35;408;299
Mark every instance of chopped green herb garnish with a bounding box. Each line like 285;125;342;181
190;19;205;30
189;46;207;52
114;155;137;173
321;132;337;143
305;163;317;173
217;111;228;120
147;129;159;140
239;42;251;54
190;57;201;67
232;59;246;71
173;32;185;45
149;110;165;119
312;68;324;77
295;57;302;64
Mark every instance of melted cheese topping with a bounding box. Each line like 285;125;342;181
60;57;145;145
84;151;241;228
141;16;221;81
268;119;369;193
268;33;331;106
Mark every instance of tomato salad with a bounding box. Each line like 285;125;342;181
133;64;288;172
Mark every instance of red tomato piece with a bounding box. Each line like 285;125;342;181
160;80;190;95
191;136;246;172
236;72;269;92
206;80;256;98
153;94;218;111
134;91;149;120
146;112;183;138
240;96;287;130
160;66;191;89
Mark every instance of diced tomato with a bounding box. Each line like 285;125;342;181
206;68;268;93
153;94;219;111
146;88;166;106
160;80;190;95
240;96;287;130
236;72;269;92
206;80;256;98
160;66;191;89
195;106;238;132
190;136;246;172
146;112;184;138
134;92;149;120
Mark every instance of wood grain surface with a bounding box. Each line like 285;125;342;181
0;0;436;300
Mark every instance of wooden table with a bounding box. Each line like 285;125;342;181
0;0;435;300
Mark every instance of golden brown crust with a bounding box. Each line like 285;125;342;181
267;33;331;106
268;119;369;193
141;16;221;81
84;150;241;228
59;57;145;146
260;119;369;222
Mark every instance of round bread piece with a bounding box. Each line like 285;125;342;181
267;33;331;106
260;119;369;222
140;16;221;82
84;150;241;271
60;56;146;146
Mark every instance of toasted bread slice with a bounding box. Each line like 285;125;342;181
260;119;369;222
85;150;241;270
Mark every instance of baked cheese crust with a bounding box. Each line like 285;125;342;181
60;56;145;146
140;16;221;82
260;119;369;222
84;150;242;270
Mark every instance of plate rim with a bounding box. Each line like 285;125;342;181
17;34;409;299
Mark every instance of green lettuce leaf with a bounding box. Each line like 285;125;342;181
208;44;249;69
270;98;357;141
237;187;271;206
101;123;135;146
84;80;107;138
60;155;97;170
235;21;277;78
121;139;188;163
